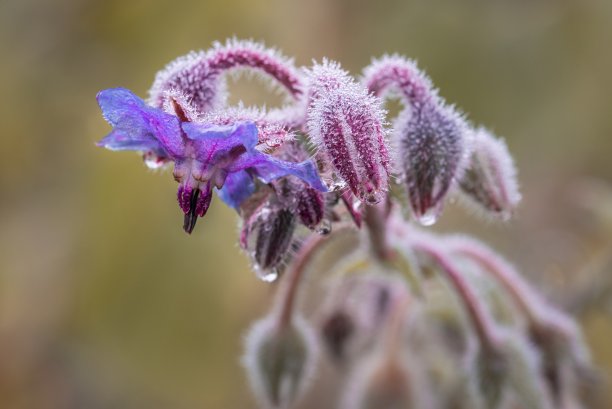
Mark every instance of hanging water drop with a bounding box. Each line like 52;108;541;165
143;151;166;169
255;265;279;283
415;207;439;226
331;181;348;192
315;219;332;235
365;190;384;205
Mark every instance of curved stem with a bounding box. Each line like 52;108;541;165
277;226;352;329
453;240;541;324
412;241;501;353
451;238;579;340
207;42;305;98
362;56;435;108
150;40;305;111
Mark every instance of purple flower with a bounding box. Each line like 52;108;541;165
97;87;326;233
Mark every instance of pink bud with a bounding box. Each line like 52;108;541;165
396;102;470;225
363;55;470;225
458;127;521;220
306;61;390;204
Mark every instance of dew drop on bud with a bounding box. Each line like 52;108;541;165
143;151;166;169
415;207;439;226
365;190;384;205
254;265;279;283
331;181;348;192
315;219;332;235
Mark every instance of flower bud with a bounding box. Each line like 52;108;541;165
274;141;328;232
528;308;592;406
319;273;405;364
321;309;355;362
242;204;297;282
475;346;508;409
396;101;470;225
243;315;317;409
296;186;327;232
458;127;520;220
307;62;390;204
502;331;554;409
341;353;419;409
362;55;471;225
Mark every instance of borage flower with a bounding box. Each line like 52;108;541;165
96;87;326;233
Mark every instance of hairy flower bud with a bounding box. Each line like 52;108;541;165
341;353;419;409
243;315;317;409
307;61;390;204
396;95;469;225
274;141;329;233
475;346;508;409
296;186;327;232
320;273;405;364
503;331;555;409
242;204;297;282
149;39;305;113
363;55;470;225
458;127;521;220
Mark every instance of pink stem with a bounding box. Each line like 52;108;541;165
412;241;501;352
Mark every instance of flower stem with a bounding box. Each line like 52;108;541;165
363;203;393;263
277;226;352;329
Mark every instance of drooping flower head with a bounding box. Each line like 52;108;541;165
96;87;326;233
363;55;471;225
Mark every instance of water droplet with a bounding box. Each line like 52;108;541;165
254;264;279;283
364;190;384;205
416;208;439;226
315;219;332;235
144;156;164;169
331;181;347;192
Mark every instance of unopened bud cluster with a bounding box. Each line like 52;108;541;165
96;39;597;409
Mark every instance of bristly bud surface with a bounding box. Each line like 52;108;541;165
241;198;297;282
276;141;328;232
306;61;390;204
458;127;521;220
319;273;406;365
243;315;317;409
396;102;469;225
363;55;471;225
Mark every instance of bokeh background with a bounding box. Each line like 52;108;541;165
1;0;611;408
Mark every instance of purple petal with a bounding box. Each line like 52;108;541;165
231;152;327;192
96;131;164;154
217;170;256;209
181;121;258;167
96;87;185;157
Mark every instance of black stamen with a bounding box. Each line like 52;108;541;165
183;188;200;234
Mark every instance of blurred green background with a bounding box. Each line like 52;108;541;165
1;0;611;408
